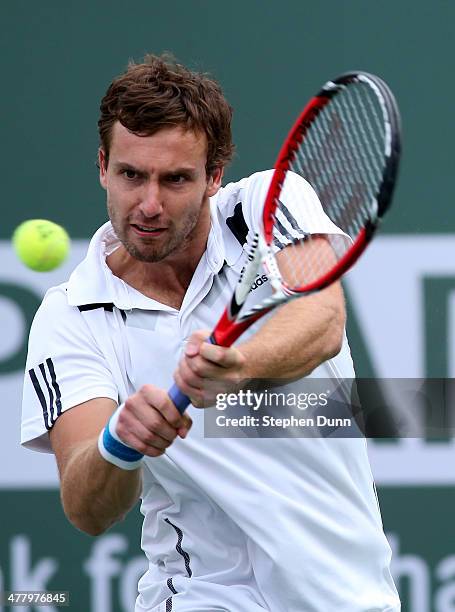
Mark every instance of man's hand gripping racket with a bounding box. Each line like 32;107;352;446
169;71;402;414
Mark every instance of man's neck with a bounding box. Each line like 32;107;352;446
106;242;206;310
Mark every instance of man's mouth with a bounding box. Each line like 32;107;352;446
131;224;167;236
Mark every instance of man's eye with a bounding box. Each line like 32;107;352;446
168;174;186;184
123;170;138;180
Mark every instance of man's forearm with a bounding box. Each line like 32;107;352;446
60;438;142;536
238;283;345;381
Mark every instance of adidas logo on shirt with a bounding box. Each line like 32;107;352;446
250;274;268;291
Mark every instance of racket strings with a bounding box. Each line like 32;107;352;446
301;105;361;230
273;81;388;289
291;120;349;284
327;97;376;234
305;113;356;229
351;87;384;165
295;126;344;218
341;92;384;200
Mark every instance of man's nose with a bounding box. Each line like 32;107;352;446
139;182;163;217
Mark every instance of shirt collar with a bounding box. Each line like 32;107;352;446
66;221;153;310
67;198;244;309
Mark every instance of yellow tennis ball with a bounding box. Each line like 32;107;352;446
13;219;70;272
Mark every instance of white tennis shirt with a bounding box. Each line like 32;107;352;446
21;171;400;611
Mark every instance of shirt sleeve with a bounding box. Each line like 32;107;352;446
21;284;118;453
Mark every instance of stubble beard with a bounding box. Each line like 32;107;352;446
108;201;204;263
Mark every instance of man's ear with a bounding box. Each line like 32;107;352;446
206;166;224;197
98;148;108;189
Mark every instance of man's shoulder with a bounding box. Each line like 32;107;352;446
38;283;71;313
215;170;274;214
31;283;85;338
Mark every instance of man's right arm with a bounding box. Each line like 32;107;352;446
49;387;192;536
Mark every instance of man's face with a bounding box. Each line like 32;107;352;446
99;123;222;263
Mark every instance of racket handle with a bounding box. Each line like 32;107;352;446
168;384;191;415
168;334;218;415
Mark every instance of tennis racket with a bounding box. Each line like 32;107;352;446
169;71;401;414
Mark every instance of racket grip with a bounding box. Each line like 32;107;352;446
168;384;191;415
168;334;218;415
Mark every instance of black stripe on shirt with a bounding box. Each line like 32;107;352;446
164;518;193;578
46;358;62;418
165;574;178;610
29;359;63;430
278;199;305;233
274;215;295;243
78;302;114;312
165;577;177;612
274;213;308;244
28;368;51;430
38;362;55;425
274;200;309;247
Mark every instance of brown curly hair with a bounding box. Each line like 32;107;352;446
98;54;235;175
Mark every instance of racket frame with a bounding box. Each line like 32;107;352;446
213;71;401;345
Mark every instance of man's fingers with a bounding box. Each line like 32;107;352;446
129;421;175;451
138;385;191;430
119;397;181;444
173;369;205;407
178;354;214;386
181;349;244;379
125;431;168;458
185;330;211;357
117;386;192;453
173;368;235;409
199;342;246;369
173;410;193;433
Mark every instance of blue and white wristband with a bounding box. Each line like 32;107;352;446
98;404;144;471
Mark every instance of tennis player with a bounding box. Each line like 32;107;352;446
21;55;400;611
